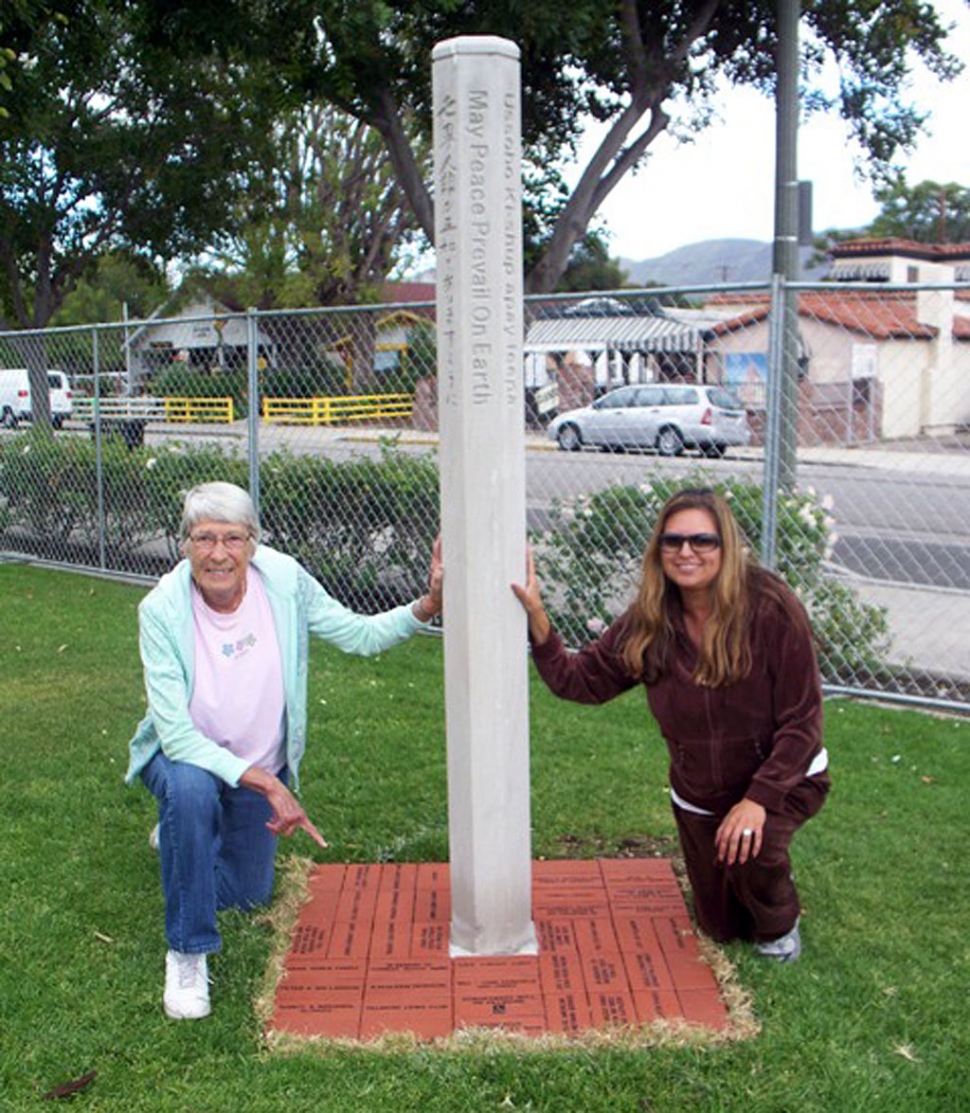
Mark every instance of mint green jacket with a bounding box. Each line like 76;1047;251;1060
126;545;428;789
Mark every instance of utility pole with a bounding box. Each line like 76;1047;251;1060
762;0;801;568
772;0;801;491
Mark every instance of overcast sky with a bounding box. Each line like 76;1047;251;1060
576;0;970;261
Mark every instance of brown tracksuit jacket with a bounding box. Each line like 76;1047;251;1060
529;575;825;818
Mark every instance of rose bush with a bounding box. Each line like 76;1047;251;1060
534;470;890;685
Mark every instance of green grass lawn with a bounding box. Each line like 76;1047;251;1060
1;563;968;1112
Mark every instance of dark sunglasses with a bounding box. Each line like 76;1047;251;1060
658;532;722;554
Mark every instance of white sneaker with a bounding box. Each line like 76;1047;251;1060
163;951;211;1020
754;919;802;964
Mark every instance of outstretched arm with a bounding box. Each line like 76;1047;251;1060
513;545;637;705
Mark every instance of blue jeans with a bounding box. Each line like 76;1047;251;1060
141;751;282;954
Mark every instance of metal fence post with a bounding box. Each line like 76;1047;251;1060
760;275;785;570
246;308;260;516
92;326;107;571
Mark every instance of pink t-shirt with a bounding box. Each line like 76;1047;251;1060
189;566;286;775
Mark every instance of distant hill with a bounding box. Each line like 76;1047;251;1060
620;239;826;287
405;237;828;290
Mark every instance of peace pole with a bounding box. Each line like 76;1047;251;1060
432;36;536;956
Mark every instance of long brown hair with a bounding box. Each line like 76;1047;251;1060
621;487;757;687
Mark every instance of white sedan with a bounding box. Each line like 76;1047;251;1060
548;383;751;458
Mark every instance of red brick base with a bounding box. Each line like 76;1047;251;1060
269;859;730;1042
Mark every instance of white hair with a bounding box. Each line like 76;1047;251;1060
179;482;261;544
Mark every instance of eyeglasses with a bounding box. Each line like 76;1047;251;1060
189;532;251;553
658;532;721;554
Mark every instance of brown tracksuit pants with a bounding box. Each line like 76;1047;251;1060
672;773;830;944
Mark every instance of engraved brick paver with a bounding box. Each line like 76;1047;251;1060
268;859;729;1041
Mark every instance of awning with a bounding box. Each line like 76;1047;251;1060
523;316;701;355
829;262;893;281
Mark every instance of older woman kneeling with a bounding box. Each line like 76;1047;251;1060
127;482;442;1019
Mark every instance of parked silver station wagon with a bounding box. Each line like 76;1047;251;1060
548;383;751;458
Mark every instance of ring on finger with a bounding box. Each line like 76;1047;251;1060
741;828;753;838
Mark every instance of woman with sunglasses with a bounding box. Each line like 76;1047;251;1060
513;486;828;963
126;482;442;1019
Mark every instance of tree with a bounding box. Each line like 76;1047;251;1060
0;1;66;119
143;0;962;294
51;253;170;327
869;178;970;244
808;176;970;269
555;234;630;294
0;0;274;423
197;103;426;310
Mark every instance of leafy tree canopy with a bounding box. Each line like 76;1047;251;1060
869;178;970;244
0;0;277;332
192;103;426;310
50;253;170;327
143;0;963;292
809;177;970;269
0;1;67;118
555;234;630;294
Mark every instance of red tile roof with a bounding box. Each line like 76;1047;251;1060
830;238;970;261
707;290;969;340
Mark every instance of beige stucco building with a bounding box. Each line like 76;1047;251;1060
701;240;970;442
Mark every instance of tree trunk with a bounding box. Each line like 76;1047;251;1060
371;88;436;243
14;332;54;430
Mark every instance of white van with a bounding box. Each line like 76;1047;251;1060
0;368;73;429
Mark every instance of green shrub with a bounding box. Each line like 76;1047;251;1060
259;443;439;607
141;440;439;607
0;430;155;560
0;432;438;609
534;470;890;686
392;319;436;395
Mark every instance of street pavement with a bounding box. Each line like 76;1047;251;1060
849;579;970;681
757;443;970;681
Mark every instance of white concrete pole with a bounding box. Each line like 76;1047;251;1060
432;36;536;956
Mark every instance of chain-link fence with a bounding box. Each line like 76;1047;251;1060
2;277;968;711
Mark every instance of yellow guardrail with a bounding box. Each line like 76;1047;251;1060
262;393;414;425
163;396;235;423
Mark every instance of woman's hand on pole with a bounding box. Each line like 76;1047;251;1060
511;545;551;645
413;535;443;621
